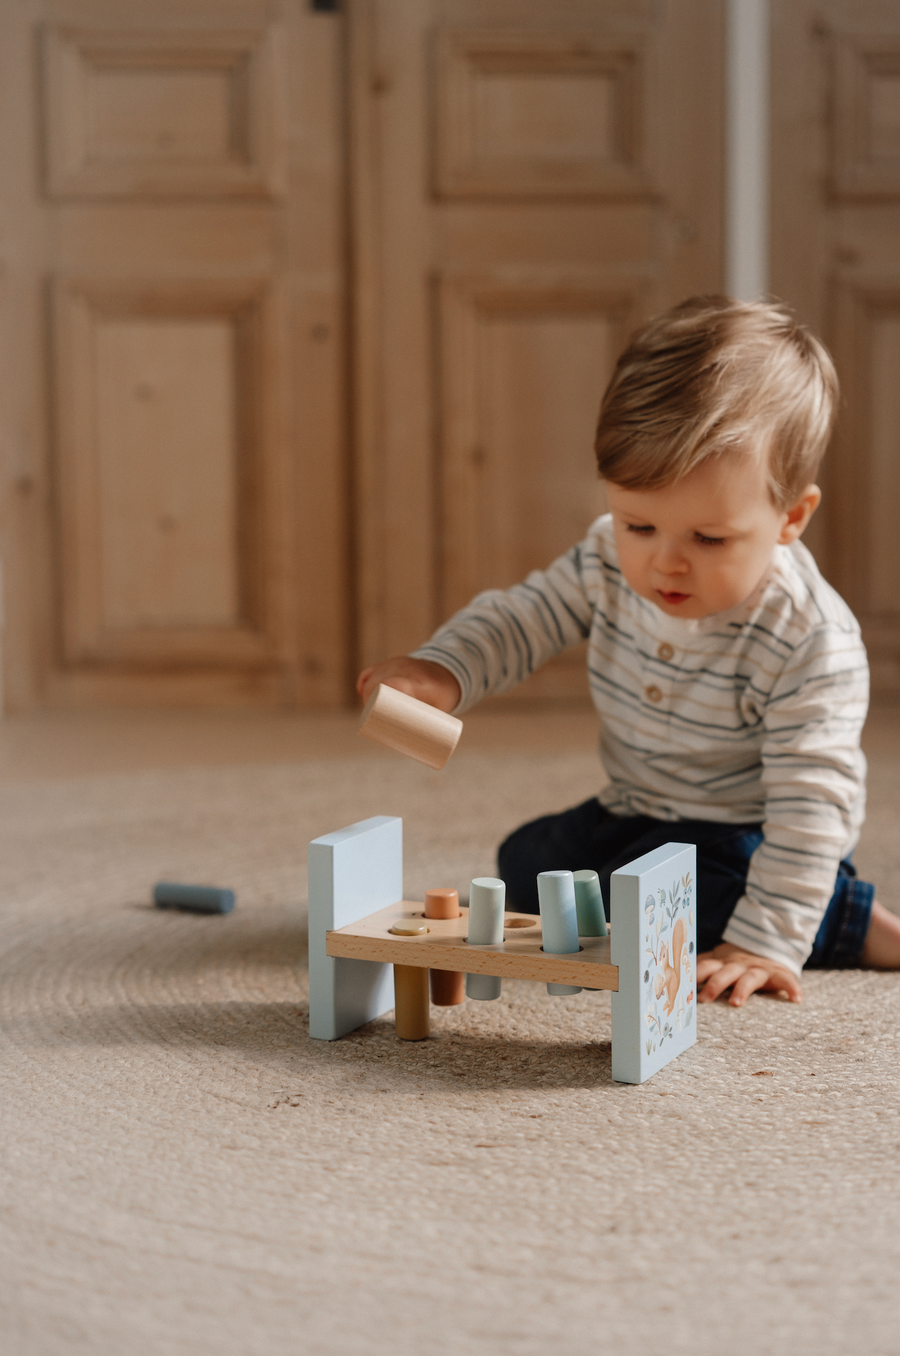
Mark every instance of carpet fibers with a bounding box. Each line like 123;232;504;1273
1;728;899;1355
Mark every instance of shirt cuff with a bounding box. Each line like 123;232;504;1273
721;901;808;977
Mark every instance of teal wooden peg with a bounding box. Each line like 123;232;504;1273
573;869;607;936
537;870;582;996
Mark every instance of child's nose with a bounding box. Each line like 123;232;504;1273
652;539;689;574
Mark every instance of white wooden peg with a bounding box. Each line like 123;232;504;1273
359;683;463;770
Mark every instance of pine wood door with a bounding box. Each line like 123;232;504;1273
350;0;725;699
0;0;347;709
773;0;900;694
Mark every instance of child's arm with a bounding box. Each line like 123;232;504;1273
406;545;595;713
357;539;596;715
706;621;868;997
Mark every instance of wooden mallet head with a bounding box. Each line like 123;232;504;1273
358;683;463;770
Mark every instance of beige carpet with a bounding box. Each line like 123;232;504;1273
2;710;900;1355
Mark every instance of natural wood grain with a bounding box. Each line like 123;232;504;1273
52;275;282;669
437;269;647;700
433;30;654;200
393;964;431;1039
3;0;728;713
828;275;900;689
327;901;618;990
42;25;284;200
772;0;900;693
430;968;466;1006
358;683;463;769
350;0;724;696
830;32;900;201
0;2;347;711
424;885;466;1003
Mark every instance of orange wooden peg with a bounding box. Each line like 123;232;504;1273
425;889;465;1006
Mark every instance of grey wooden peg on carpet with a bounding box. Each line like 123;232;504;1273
153;883;235;914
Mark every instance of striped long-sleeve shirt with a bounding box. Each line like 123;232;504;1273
413;514;869;975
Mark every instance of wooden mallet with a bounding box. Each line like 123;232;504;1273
358;683;463;770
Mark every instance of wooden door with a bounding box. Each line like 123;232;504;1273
0;0;347;710
350;0;725;699
772;0;900;695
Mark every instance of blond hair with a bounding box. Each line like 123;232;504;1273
594;296;839;507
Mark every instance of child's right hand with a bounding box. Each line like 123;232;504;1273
696;943;803;1006
356;656;462;713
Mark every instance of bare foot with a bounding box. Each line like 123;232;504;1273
860;900;900;968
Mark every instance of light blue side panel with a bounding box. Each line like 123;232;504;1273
308;816;401;1040
610;843;697;1084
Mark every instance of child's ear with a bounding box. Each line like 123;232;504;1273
778;485;821;544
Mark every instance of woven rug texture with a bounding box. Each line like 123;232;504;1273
2;719;900;1356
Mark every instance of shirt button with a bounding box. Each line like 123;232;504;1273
645;684;663;703
657;642;674;661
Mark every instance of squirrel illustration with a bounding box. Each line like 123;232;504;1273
653;917;685;1016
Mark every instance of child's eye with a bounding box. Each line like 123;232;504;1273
695;533;725;546
625;523;654;535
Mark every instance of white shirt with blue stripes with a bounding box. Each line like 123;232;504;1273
413;514;869;975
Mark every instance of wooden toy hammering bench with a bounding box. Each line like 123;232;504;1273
308;816;698;1085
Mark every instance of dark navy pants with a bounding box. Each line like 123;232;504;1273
497;798;874;968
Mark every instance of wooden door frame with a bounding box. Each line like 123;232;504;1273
347;0;437;670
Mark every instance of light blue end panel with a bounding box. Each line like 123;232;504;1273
308;816;401;1040
610;843;697;1084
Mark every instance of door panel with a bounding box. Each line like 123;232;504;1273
43;24;283;199
432;28;656;201
96;316;240;629
53;276;279;667
351;0;725;700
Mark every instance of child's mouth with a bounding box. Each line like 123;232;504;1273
658;590;690;605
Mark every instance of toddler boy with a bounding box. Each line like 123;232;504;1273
358;296;900;1005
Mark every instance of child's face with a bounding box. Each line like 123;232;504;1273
606;453;820;619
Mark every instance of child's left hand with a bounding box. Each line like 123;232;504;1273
696;943;802;1006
